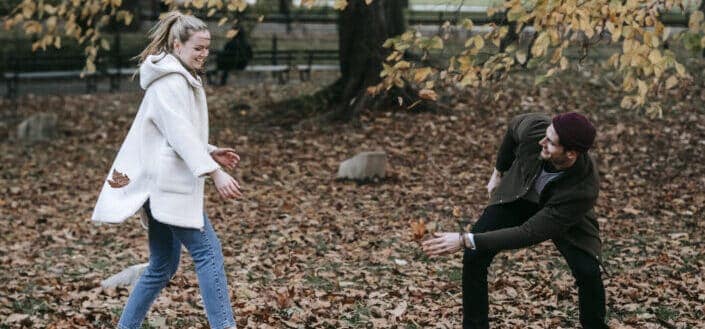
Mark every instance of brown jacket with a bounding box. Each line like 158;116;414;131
474;113;603;261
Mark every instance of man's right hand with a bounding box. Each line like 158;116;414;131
486;168;502;198
210;169;243;199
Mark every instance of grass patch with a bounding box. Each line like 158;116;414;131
304;274;334;291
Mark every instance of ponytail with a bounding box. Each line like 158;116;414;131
134;11;209;65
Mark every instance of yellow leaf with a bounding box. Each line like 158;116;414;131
23;21;42;34
192;0;205;9
462;18;474;30
675;62;686;77
531;32;549;57
208;8;217;17
560;56;569;70
101;38;111;50
487;6;499;17
333;0;348;10
664;76;678;89
413;67;432;83
418;89;437;101
46;16;57;32
393;60;410;69
86;60;96;73
112;0;122;7
44;5;57;15
689;11;703;32
226;29;239;39
620;96;637;109
218;17;228;26
365;0;373;4
429;36;443;49
301;0;316;8
227;0;248;12
54;36;61;49
637;80;648;98
22;3;36;19
473;35;485;50
645;102;662;119
648;49;662;65
516;50;527;65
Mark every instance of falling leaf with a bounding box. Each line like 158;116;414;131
410;219;426;240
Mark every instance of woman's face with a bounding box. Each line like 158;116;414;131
173;30;211;71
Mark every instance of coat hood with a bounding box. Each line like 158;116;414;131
139;52;203;90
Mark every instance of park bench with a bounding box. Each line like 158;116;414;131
1;54;138;98
206;49;294;84
296;49;339;81
246;49;295;84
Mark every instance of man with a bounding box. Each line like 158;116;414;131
423;112;607;329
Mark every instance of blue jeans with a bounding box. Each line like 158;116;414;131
118;202;236;329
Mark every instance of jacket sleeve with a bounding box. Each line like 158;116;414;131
148;74;220;177
473;195;596;251
495;113;549;172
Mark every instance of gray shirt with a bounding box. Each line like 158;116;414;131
523;164;563;203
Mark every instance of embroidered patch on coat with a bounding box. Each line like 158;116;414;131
108;169;130;188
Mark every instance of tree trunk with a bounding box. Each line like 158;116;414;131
323;0;416;121
701;0;705;58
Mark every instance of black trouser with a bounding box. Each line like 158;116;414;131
462;199;608;329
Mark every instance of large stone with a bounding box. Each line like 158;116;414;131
16;113;58;142
337;151;387;180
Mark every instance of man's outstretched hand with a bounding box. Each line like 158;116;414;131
422;232;463;256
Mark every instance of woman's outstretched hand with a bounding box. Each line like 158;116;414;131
211;148;240;170
210;169;243;199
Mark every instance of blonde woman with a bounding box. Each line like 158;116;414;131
92;12;240;329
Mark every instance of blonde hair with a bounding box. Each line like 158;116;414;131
135;11;209;65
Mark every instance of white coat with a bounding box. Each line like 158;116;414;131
91;53;220;229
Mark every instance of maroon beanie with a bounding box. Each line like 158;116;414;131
551;112;596;153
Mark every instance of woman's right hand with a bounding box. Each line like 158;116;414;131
210;169;243;199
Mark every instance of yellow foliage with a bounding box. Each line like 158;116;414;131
333;0;348;11
413;67;432;83
226;29;239;39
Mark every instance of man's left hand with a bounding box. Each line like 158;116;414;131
422;232;463;256
211;148;240;170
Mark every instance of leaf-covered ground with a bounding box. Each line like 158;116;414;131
1;70;704;328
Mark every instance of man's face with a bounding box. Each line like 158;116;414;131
174;30;211;71
539;124;572;167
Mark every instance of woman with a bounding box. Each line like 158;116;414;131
92;11;241;329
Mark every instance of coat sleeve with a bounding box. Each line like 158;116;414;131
495;113;549;172
148;74;220;177
473;195;596;251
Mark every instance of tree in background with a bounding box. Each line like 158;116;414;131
2;0;705;119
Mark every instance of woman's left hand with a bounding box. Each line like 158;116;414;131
211;148;240;170
422;232;463;256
